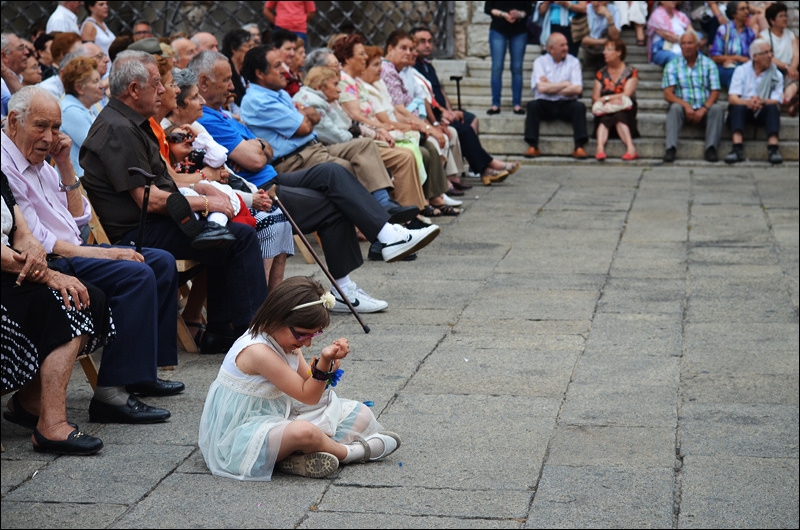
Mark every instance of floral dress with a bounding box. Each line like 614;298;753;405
198;331;383;481
593;64;640;139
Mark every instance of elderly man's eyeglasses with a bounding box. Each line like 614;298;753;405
166;132;193;143
752;50;772;57
289;326;323;341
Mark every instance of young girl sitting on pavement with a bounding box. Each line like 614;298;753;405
198;276;401;480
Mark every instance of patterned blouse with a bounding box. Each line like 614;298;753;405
380;59;413;109
596;64;638;97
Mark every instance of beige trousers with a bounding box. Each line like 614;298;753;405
272;138;392;193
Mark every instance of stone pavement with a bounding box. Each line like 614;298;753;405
2;160;798;529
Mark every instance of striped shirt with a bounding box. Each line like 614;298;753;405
662;53;721;109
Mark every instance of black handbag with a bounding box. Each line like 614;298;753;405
527;10;542;45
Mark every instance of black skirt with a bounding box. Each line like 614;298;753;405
1;272;115;392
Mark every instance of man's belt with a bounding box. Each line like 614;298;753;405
271;138;319;167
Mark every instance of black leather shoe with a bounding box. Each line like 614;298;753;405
768;149;783;164
126;378;185;397
89;396;171;424
33;428;103;456
167;192;203;238
199;330;238;354
704;146;718;162
663;147;676;163
191;222;237;250
367;240;416;261
386;204;420;225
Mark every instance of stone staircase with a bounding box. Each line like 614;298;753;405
432;29;798;163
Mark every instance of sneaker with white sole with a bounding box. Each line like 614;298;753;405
381;224;440;263
330;284;388;313
276;452;339;478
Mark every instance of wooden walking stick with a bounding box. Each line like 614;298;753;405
266;185;370;333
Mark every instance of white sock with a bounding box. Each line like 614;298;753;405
376;223;407;244
334;275;354;295
340;442;367;464
208;212;228;226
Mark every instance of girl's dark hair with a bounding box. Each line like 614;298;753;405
331;33;364;66
248;276;330;337
221;28;252;58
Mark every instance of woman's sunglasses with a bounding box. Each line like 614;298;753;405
166;132;194;143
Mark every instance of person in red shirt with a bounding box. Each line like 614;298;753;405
263;1;316;48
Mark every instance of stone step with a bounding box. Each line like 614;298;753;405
480;134;799;161
478;113;799;141
450;94;734;110
452;81;693;101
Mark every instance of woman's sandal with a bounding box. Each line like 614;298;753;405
185;322;206;343
503;161;521;175
420;204;440;218
429;203;460;216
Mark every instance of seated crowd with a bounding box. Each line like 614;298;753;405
519;1;796;163
0;6;498;465
0;0;795;470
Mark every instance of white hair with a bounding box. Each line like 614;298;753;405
109;50;156;97
6;86;59;124
749;38;770;58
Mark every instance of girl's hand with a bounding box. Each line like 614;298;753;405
320;338;350;367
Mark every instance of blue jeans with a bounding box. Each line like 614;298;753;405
489;29;528;108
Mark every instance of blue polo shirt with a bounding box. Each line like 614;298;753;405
240;83;316;159
196;105;277;188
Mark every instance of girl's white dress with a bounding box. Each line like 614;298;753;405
198;332;382;481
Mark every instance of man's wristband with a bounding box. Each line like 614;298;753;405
59;179;81;192
257;138;267;151
201;195;209;218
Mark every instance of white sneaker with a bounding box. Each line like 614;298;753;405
441;194;463;207
330;284;388;313
381;224;440;263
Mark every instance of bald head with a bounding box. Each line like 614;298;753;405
546;32;569;62
170;37;198;68
191;32;219;52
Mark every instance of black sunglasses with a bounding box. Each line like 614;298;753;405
166;132;193;143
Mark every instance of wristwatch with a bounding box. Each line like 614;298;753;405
59;179;81;192
257;138;267;151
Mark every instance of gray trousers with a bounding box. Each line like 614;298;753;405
665;103;724;150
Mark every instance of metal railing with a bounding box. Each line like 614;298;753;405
1;1;455;57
